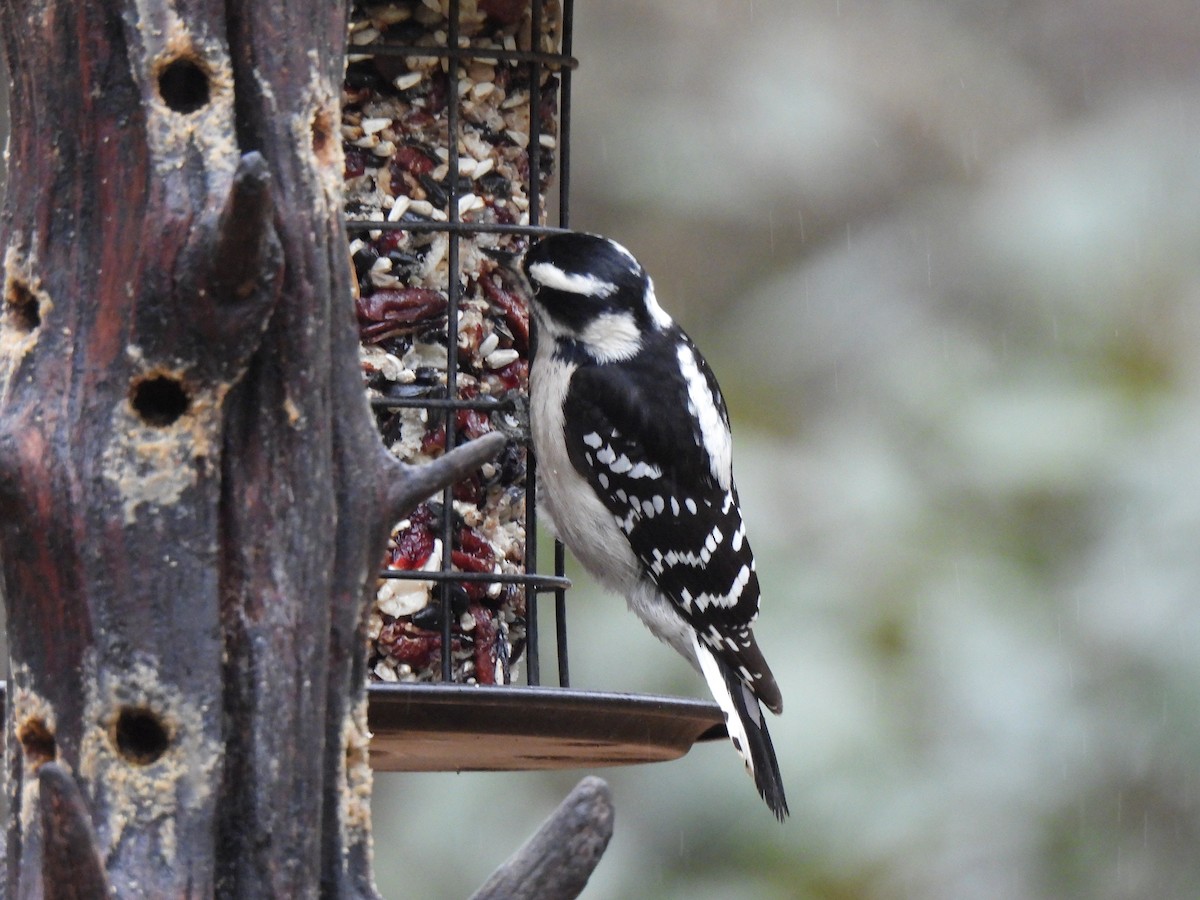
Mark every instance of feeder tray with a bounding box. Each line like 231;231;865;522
0;682;725;772
366;683;726;772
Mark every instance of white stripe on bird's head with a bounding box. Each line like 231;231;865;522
527;261;618;299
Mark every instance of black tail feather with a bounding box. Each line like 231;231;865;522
721;659;789;821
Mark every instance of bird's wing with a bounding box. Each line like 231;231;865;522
562;354;781;712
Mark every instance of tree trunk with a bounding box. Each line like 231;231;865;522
0;2;501;896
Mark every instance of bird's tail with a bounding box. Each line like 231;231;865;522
694;636;789;821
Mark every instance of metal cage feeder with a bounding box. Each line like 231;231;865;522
345;0;725;772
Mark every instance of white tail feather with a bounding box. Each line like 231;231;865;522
693;634;790;820
694;635;756;778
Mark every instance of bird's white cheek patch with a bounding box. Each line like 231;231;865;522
579;312;642;363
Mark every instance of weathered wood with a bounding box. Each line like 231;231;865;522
0;1;503;896
38;764;109;900
470;777;615;900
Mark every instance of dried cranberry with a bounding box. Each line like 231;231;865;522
377;621;440;669
344;145;372;178
479;0;525;25
455;407;491;440
485;199;516;226
390;518;435;570
459;526;496;563
492;359;528;391
392;144;436;177
479;277;529;352
376;230;407;254
357;287;446;324
357;288;448;341
410;503;437;530
403;109;435;130
470;604;499;685
453;528;497;601
451;548;492;575
453;474;482;504
421;424;446;455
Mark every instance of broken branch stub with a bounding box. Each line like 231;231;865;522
470;777;616;900
38;763;111;900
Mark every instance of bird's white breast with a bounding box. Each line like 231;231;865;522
530;350;643;593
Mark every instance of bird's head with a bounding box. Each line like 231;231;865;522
521;232;673;362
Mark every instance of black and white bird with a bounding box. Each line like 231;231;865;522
520;232;788;820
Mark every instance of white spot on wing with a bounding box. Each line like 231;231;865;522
690;564;753;611
628;461;662;480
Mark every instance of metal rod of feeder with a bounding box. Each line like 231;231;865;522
439;0;464;682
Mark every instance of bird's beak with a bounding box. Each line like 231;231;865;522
482;245;533;297
480;245;522;273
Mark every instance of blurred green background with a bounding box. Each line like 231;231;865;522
6;0;1200;897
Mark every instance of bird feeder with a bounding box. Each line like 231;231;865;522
343;0;726;770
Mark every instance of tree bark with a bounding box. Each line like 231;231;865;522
0;1;502;896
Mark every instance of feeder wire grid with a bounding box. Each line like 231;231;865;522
345;0;577;689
